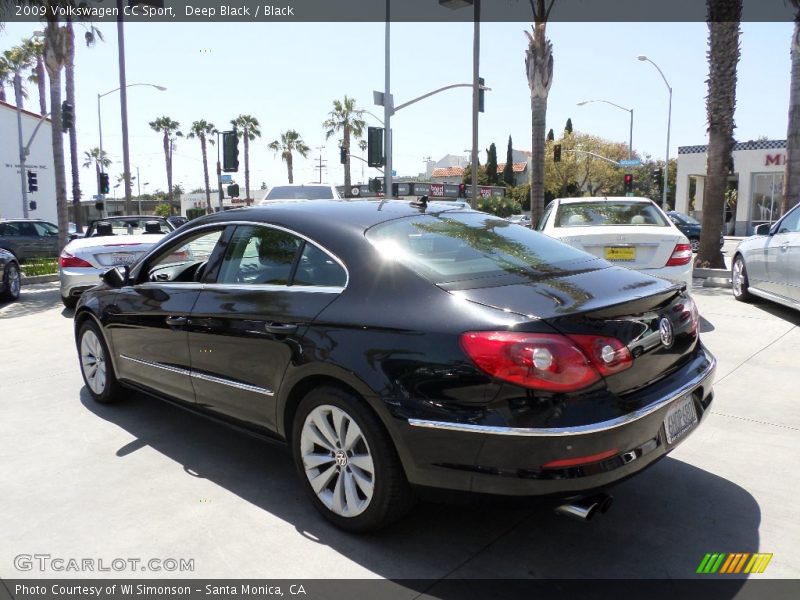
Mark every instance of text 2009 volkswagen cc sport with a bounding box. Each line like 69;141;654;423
73;199;715;532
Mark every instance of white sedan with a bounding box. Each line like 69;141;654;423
59;221;167;308
536;197;693;289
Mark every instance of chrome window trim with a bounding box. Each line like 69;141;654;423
199;283;344;294
409;354;716;437
119;354;274;396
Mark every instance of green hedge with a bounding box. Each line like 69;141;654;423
476;196;521;218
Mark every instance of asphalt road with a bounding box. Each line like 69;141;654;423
0;279;798;581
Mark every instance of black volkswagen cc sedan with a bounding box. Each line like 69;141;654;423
73;199;716;532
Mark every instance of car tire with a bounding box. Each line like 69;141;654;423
61;294;78;309
732;255;754;303
291;386;415;533
689;237;700;253
77;320;124;404
1;261;21;302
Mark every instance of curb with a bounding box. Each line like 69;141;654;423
21;274;58;285
693;267;732;289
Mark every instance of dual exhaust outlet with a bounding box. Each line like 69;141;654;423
554;493;613;522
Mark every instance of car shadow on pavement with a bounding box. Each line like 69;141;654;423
80;387;759;586
0;283;62;319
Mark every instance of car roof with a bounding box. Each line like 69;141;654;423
555;196;656;204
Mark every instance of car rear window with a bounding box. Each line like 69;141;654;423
265;186;334;200
365;212;601;284
555;201;668;227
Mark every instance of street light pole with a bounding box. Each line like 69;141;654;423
638;55;672;209
576;99;634;160
470;0;480;209
13;73;30;218
384;0;392;199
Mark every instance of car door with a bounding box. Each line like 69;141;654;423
106;226;227;404
32;221;60;257
10;221;40;260
0;223;24;258
187;223;347;429
772;206;800;302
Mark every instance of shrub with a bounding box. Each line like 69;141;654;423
476;196;521;218
21;258;58;276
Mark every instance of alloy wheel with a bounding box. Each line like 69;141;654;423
732;258;744;296
299;404;375;518
80;329;107;395
7;263;20;298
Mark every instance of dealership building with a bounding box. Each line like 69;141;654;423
675;139;792;236
0;99;57;223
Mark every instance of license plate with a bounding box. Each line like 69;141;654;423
112;252;135;265
605;246;636;261
664;393;698;444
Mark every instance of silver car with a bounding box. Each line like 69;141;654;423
732;202;800;310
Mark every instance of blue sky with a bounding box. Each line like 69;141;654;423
1;20;794;196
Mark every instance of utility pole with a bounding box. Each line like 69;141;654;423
216;131;223;212
315;146;327;184
13;73;29;218
116;0;133;215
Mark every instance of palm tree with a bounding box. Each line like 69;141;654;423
231;114;261;201
82;147;111;179
697;0;741;268
149;116;182;208
525;0;556;227
323;96;365;198
43;14;70;251
781;0;800;218
187;120;218;214
3;43;33;111
268;130;310;184
22;37;46;115
0;57;11;103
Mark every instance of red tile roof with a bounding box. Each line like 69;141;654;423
431;166;465;177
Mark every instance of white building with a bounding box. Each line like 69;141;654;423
675;139;791;236
0;99;56;223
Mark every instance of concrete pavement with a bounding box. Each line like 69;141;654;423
0;281;798;580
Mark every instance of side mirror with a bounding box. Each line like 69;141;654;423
101;265;129;288
68;233;79;241
754;223;772;236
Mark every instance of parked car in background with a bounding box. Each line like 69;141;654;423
59;220;170;308
83;216;174;238
537;197;694;290
258;183;340;204
507;213;532;226
167;215;189;229
0;219;60;261
73;200;714;532
0;247;21;302
731;201;800;310
666;211;724;253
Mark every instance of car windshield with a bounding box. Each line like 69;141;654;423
555;201;669;227
88;218;171;236
265;186;334;200
671;213;700;226
366;211;600;284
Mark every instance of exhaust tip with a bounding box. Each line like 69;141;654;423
554;493;613;522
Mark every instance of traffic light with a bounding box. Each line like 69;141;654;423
98;172;110;195
340;146;347;164
222;131;240;172
653;168;663;190
29;201;37;210
369;177;383;193
27;170;38;193
624;173;634;194
61;101;74;132
478;77;485;113
458;183;466;198
227;184;240;197
367;126;384;167
554;144;561;162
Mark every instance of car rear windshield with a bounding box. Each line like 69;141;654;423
265;186;334;200
555;201;668;227
365;212;601;284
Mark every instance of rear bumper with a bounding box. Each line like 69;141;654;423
394;346;715;498
59;267;103;298
640;264;693;290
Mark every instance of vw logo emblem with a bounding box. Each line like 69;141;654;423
659;317;674;348
334;450;348;467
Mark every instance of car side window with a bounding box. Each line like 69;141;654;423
292;242;346;288
144;229;224;283
216;225;302;285
0;224;20;236
16;222;37;236
778;208;800;234
33;222;58;236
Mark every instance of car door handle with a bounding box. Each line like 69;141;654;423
165;316;188;327
781;242;790;252
265;322;297;334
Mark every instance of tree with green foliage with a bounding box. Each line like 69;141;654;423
544;132;628;198
187;120;218;214
323;96;365;197
268;129;311;184
154;203;171;217
546;129;554;141
503;136;515;186
231;114;262;201
565;118;573;135
781;0;800;218
149;116;182;206
485;143;498;185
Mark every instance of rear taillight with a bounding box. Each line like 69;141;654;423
666;243;693;267
59;251;92;268
460;331;632;393
673;295;700;336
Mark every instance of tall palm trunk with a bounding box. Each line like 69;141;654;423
0;84;6;103
698;0;741;268
343;127;351;195
200;134;212;214
526;10;554;226
44;18;68;251
244;132;251;200
781;8;800;217
65;20;82;229
35;55;46;115
287;151;294;184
